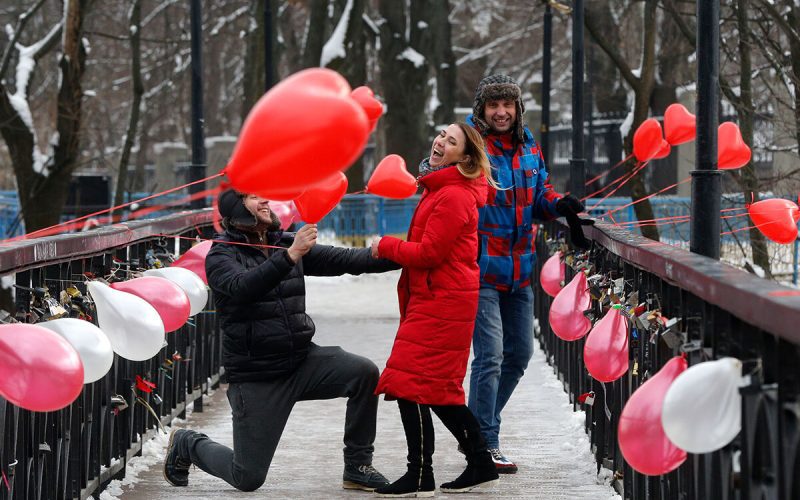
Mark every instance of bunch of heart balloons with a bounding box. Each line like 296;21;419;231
223;68;418;224
0;241;212;413
632;103;751;170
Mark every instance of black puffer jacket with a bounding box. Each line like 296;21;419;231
206;226;398;382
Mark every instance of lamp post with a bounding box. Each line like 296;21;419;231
540;1;553;167
690;0;721;259
569;0;585;198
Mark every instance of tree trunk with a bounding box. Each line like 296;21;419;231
302;0;328;69
733;0;772;276
113;0;143;215
423;0;456;126
242;0;279;121
379;0;431;175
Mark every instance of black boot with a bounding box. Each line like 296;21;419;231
376;399;436;497
439;449;499;493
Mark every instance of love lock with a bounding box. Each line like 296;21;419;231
110;394;129;415
151;393;163;406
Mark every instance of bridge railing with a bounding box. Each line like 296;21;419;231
0;210;221;500
534;220;800;500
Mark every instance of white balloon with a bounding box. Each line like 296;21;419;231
87;281;166;361
38;318;114;384
143;267;208;316
661;357;744;454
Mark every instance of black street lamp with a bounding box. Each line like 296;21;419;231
690;0;722;259
540;1;553;168
569;0;585;198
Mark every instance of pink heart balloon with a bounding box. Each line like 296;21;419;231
584;307;629;382
269;200;299;229
294;171;348;223
540;252;565;298
718;122;751;170
111;276;191;333
0;324;84;412
367;154;418;199
618;356;688;476
549;272;591;341
173;240;213;285
664;104;696;146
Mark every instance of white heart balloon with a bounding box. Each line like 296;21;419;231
661;357;744;454
143;267;208;316
87;281;166;361
38;318;114;383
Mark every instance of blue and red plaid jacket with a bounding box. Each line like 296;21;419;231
468;115;563;292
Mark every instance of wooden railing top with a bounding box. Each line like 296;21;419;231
0;210;214;274
587;221;800;343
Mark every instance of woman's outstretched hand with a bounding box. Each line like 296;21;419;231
370;237;381;258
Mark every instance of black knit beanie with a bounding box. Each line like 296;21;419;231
472;74;525;143
218;189;257;228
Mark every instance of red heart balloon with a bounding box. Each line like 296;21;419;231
258;187;305;202
549;272;592;341
351;86;383;121
294;171;348;223
718;122;751;170
367;154;418;199
584;307;629;383
652;140;671;160
748;198;800;244
618;356;687;476
633;118;664;162
173;240;213;285
111;276;191;332
226;68;369;196
664;103;696;146
540;252;565;298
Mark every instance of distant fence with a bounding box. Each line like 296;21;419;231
0;210;221;500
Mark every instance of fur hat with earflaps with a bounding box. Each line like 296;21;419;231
472;74;526;143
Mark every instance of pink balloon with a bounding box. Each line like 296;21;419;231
173;240;213;285
664;103;696;146
633;118;664;162
549;272;591;341
618;356;688;476
540;252;565;298
111;276;191;333
0;324;84;412
269;200;299;229
584;307;629;382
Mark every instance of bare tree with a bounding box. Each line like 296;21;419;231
112;0;143;212
585;0;659;241
0;0;93;232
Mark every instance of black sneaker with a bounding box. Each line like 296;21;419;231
342;462;390;491
488;448;518;474
163;429;193;486
375;468;435;498
440;451;499;493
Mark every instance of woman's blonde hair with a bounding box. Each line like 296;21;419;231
454;122;499;189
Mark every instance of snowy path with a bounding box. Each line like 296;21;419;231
106;271;620;500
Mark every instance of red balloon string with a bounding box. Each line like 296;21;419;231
584;154;634;187
345;189;367;196
586;161;650;209
4;171;226;243
1;469;9;491
604;176;692;217
152;233;286;251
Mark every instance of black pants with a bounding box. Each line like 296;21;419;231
181;344;380;492
396;398;488;470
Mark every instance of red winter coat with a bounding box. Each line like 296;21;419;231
375;165;488;405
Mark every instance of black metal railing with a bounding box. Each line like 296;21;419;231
0;210;221;500
534;220;800;500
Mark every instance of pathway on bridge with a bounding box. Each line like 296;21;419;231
104;271;620;500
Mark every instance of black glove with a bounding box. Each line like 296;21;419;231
555;195;594;250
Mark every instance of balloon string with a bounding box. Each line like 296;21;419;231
151;233;286;251
584;154;634;187
581;162;642;202
346;190;366;196
1;468;9;491
4;171;225;243
585;161;650;208
604;176;692;216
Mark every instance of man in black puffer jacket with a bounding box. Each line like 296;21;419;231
163;189;398;493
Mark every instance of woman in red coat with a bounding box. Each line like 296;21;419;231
371;123;500;497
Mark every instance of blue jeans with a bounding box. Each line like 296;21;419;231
468;286;534;449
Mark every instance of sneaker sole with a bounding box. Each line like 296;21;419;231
343;480;381;491
374;491;435;498
495;464;518;474
440;478;499;493
163;430;187;487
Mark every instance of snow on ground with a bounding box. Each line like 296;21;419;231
107;272;620;499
